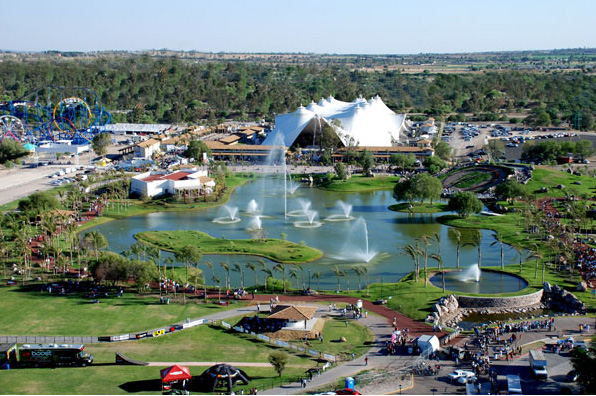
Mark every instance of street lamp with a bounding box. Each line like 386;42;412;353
308;268;311;289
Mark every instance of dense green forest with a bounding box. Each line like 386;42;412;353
0;56;595;127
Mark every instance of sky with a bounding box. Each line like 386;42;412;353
2;0;596;54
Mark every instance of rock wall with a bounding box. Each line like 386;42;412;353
457;289;544;309
543;283;587;314
432;283;588;328
431;290;545;328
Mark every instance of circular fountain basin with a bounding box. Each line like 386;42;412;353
325;214;355;222
212;217;242;224
430;269;528;294
293;220;323;228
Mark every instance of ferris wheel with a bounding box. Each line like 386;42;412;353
0;115;26;142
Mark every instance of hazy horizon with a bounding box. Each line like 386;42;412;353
2;0;595;54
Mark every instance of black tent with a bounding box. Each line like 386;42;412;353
199;363;250;393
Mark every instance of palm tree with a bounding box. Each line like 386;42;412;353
311;270;321;291
201;260;213;300
354;266;365;291
402;243;421;282
332;266;343;292
262;267;274;292
175;245;202;304
491;238;505;270
343;269;350;292
430;253;445;293
163;256;175;295
246;262;257;288
419;235;432;287
219;262;230;290
463;230;482;268
530;243;544;280
448;228;462;269
232;263;245;288
289;267;299;289
513;244;525;274
273;263;287;293
257;259;267;286
81;230;108;261
147;246;162;296
362;266;370;296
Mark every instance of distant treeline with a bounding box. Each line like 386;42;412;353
0;56;594;128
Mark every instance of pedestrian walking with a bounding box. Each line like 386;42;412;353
364;356;369;366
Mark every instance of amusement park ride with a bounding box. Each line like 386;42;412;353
0;86;112;145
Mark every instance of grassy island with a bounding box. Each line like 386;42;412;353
389;202;449;213
135;230;323;264
316;174;400;192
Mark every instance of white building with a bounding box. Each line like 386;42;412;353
134;138;161;159
131;169;215;198
262;95;406;148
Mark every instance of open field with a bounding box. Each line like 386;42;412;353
0;286;245;336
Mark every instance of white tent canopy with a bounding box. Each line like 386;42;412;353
263;95;406;148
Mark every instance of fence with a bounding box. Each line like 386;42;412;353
221;321;336;363
0;317;209;345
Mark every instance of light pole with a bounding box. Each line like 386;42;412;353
308;268;311;289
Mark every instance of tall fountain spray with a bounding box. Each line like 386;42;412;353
248;215;262;230
337;200;353;218
326;200;355;222
265;133;289;221
213;204;241;224
297;198;312;215
458;264;481;282
224;205;238;221
247;199;259;214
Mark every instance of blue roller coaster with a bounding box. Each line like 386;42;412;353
0;86;112;145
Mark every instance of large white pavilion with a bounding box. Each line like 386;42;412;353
262;95;406;148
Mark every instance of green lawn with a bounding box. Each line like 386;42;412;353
0;312;355;395
0;361;308;395
0;286;245;336
317;175;400;192
526;166;596;198
135;230;323;264
450;171;493;189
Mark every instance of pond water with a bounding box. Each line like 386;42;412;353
429;269;528;295
91;176;521;290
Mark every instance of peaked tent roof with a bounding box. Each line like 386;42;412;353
262;95;406;148
160;364;192;383
268;305;318;320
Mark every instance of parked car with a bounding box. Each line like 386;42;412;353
448;370;475;383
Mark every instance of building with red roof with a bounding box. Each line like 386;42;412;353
131;169;215;198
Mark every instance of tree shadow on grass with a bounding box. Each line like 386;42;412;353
119;378;162;393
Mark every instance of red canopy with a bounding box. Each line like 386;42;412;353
160;365;192;383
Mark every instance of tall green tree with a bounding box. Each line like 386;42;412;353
175;245;202;304
268;351;289;377
571;335;596;394
359;149;375;176
184;139;211;163
448;192;483;218
91;132;111;158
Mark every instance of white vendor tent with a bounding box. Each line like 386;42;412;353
262;95;406;148
417;334;440;354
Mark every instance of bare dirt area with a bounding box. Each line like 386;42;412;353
0;166;60;206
